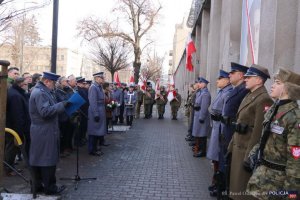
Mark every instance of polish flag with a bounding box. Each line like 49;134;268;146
138;76;147;92
155;78;160;99
186;34;196;72
114;72;121;87
129;75;134;84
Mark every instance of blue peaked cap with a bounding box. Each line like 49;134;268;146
197;77;209;84
230;62;249;73
218;70;230;78
244;64;270;80
43;72;60;81
93;72;104;77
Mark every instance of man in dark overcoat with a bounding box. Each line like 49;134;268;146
228;65;273;200
218;62;249;197
29;72;68;195
87;72;107;156
5;77;31;175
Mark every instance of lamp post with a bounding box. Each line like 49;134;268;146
51;0;59;73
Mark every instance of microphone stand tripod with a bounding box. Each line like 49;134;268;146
60;109;96;190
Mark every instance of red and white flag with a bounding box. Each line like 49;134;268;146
129;74;134;84
114;72;121;87
186;34;196;72
240;0;261;65
138;76;147;92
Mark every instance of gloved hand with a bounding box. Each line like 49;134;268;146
225;152;232;162
63;101;71;108
199;119;204;124
94;116;100;122
243;160;252;173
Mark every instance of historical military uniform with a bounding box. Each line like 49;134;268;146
247;68;300;199
228;65;273;200
29;72;67;194
87;72;107;156
192;77;211;157
143;86;155;119
135;87;144;118
155;86;168;119
169;90;182;120
124;85;137;126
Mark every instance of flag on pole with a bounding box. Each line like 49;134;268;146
186;34;196;72
167;75;176;102
154;78;160;99
114;72;121;87
129;75;134;84
240;0;261;65
138;76;147;92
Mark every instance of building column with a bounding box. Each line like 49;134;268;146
294;1;300;73
206;0;222;96
199;9;210;78
219;0;243;70
258;0;298;76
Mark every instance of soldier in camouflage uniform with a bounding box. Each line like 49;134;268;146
135;85;144;119
143;84;155;119
246;68;300;199
155;86;168;119
185;83;197;141
170;88;182;120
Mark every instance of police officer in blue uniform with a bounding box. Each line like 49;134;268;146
77;77;89;146
87;72;107;156
206;70;232;195
217;62;249;197
192;77;211;157
29;72;68;195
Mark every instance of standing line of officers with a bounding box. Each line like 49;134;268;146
184;62;300;199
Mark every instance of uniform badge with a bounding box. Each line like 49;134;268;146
270;123;284;135
291;146;300;160
264;105;270;112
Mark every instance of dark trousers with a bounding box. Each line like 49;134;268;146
126;116;133;126
187;109;195;136
79;114;88;142
59;121;73;153
119;104;124;123
88;135;99;153
31;166;57;194
4;134;18;173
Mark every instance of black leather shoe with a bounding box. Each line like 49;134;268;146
193;151;206;157
208;184;216;191
45;185;66;195
189;141;196;146
100;142;110;147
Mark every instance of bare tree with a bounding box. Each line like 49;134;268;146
2;14;41;68
0;0;49;34
90;38;130;81
77;0;161;84
141;51;164;81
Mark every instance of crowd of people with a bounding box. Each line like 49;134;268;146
4;67;183;195
184;63;300;199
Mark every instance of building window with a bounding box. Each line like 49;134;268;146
61;55;64;61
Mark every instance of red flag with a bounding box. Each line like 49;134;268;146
129;75;134;84
114;72;121;87
186;34;196;72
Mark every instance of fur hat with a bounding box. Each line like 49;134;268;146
274;68;300;100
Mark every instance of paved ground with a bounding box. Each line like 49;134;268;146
2;107;214;200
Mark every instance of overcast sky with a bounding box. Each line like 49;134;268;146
32;0;192;57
